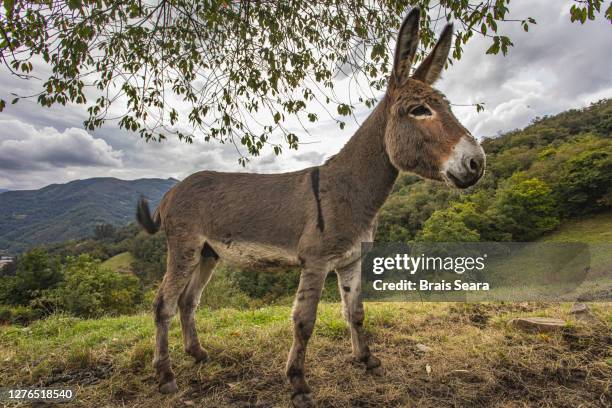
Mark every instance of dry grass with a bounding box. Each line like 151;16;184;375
0;302;610;407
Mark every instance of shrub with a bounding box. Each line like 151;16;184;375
0;305;11;324
556;150;612;216
131;232;166;286
229;265;301;301
0;305;43;325
42;255;143;318
200;268;255;309
417;202;482;242
376;180;458;242
489;175;559;241
9;305;43;325
0;248;62;306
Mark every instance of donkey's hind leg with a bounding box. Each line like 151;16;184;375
178;247;217;363
153;242;202;394
336;261;381;373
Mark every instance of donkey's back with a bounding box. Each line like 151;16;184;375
157;169;315;267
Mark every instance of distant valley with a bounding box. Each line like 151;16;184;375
0;177;177;254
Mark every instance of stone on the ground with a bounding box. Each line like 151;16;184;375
569;303;589;314
510;317;566;333
569;302;596;321
416;343;431;353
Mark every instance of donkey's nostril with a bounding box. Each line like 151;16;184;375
464;156;483;175
469;158;477;171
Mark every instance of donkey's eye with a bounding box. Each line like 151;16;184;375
409;105;432;117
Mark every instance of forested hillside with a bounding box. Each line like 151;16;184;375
0;178;177;253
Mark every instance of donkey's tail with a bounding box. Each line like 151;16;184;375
136;196;161;234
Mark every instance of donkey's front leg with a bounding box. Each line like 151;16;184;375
286;265;327;408
337;261;381;373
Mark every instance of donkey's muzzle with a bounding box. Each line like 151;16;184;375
447;154;484;188
448;152;484;188
446;168;480;189
444;136;485;188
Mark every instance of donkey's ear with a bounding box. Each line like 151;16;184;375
413;23;453;84
392;8;421;87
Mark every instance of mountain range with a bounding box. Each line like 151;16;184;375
0;177;177;254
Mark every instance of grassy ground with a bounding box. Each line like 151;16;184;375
1;214;609;406
539;211;612;243
101;252;134;274
1;302;610;407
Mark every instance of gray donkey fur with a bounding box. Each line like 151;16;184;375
136;8;485;407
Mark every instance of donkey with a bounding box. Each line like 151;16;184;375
136;8;485;407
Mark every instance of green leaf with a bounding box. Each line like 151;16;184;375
486;37;500;55
3;0;15;17
68;0;82;11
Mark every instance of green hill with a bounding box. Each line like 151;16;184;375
101;252;134;274
539;211;612;243
0;178;177;254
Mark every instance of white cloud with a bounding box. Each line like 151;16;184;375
438;0;612;138
0;120;123;189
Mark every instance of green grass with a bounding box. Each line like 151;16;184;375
540;211;612;243
101;252;134;273
1;302;610;407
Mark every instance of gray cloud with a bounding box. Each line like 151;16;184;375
294;151;326;165
438;0;612;137
0;120;122;170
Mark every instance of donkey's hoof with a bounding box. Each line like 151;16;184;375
291;392;315;408
365;355;382;370
367;365;384;376
188;346;209;363
159;379;178;394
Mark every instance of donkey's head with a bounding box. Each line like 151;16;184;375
384;8;485;188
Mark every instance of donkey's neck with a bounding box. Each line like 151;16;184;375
323;98;398;223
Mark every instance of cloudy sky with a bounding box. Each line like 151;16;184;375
1;0;611;190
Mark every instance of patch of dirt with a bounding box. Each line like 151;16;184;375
577;287;612;301
449;302;537;328
42;362;113;386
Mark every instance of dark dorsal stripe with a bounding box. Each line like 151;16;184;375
310;168;325;232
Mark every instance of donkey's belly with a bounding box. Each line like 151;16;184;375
207;239;301;270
